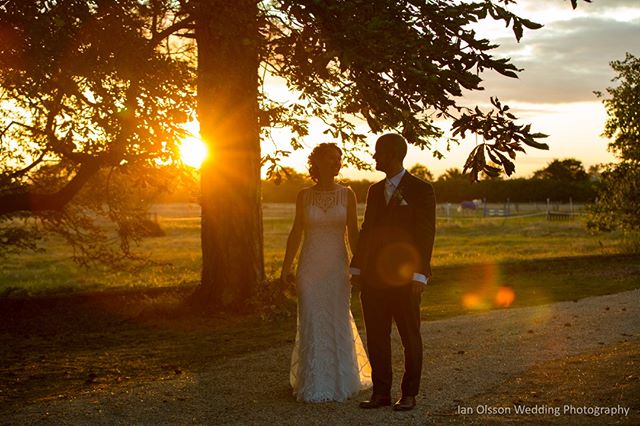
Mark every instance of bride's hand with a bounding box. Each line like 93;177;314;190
280;269;294;286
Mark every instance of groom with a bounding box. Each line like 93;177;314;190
351;133;436;411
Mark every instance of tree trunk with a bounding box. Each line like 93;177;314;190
194;0;264;309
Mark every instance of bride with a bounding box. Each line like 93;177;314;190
280;143;372;402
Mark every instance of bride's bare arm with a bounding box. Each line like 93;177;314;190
280;190;305;284
346;188;359;256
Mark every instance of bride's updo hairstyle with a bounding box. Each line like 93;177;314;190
307;143;342;182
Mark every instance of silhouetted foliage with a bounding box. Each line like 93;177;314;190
589;53;640;234
261;168;371;203
0;0;196;264
570;0;592;10
262;168;311;203
409;164;434;182
532;159;589;182
437;168;467;182
259;1;555;182
262;159;598;204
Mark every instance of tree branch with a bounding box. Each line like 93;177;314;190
150;17;196;48
6;151;46;179
0;158;102;216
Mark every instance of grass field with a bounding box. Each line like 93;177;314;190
0;202;633;294
1;202;639;319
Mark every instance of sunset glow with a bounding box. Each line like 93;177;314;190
179;135;208;169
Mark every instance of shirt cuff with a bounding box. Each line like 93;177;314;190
413;273;428;284
351;268;427;283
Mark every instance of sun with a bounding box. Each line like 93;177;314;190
179;135;208;169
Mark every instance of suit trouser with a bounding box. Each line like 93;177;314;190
360;285;423;397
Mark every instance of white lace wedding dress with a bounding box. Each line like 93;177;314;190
290;186;372;402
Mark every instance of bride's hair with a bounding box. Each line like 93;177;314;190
308;143;342;182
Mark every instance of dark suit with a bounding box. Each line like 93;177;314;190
351;172;436;397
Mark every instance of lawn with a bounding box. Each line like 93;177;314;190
1;202;638;320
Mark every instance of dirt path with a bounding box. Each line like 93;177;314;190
4;289;639;425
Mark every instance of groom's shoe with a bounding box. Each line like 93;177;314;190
393;396;416;411
359;395;392;409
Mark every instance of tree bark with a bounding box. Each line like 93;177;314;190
194;0;264;309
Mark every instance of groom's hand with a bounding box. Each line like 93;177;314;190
411;281;424;299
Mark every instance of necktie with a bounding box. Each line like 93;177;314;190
385;180;395;204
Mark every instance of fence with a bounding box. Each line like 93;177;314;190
437;198;588;220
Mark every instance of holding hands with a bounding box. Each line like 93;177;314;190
280;268;295;287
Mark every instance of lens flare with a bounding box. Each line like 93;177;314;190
495;286;516;307
462;293;486;310
460;263;517;311
376;243;420;287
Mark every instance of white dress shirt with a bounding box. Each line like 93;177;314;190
385;169;406;204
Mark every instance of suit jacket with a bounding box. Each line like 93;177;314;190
351;172;436;288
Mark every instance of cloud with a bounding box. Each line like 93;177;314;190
530;0;640;11
464;16;640;105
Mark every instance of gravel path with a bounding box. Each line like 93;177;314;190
7;289;639;425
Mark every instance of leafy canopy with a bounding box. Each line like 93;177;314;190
0;0;196;262
260;0;553;181
590;53;640;233
532;159;589;182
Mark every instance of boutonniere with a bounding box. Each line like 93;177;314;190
390;186;409;206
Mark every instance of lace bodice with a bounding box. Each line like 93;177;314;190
305;187;348;213
300;187;349;244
